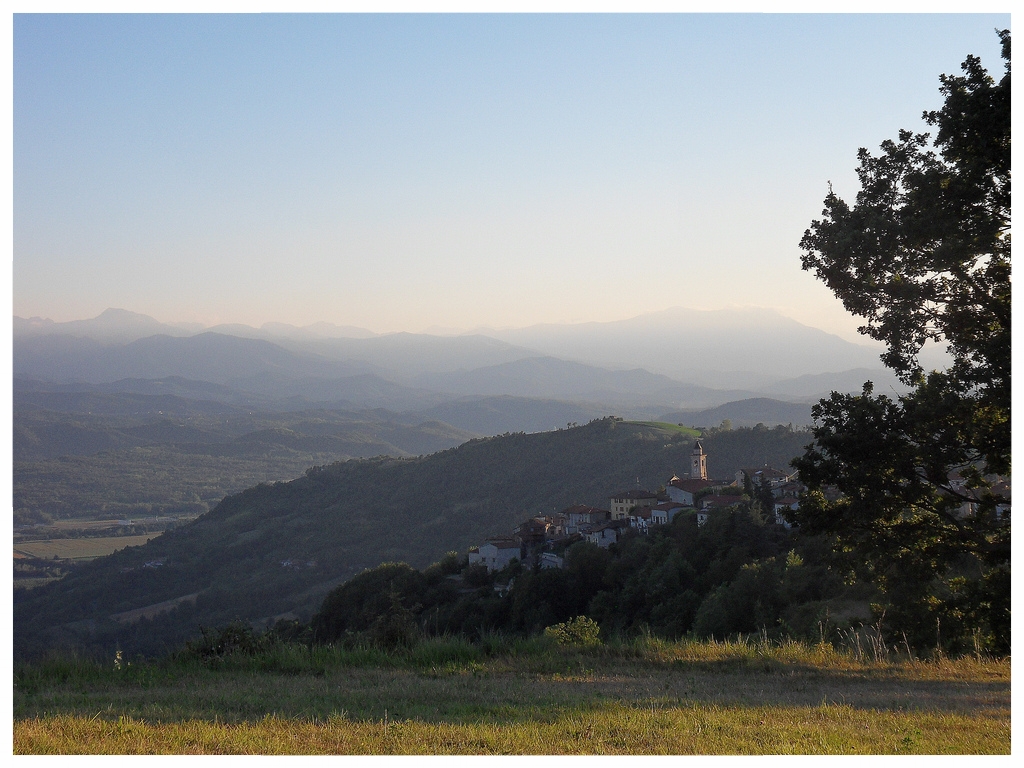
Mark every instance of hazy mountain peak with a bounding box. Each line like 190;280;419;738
95;307;156;321
477;305;888;388
13;315;55;328
297;322;377;339
13;308;189;343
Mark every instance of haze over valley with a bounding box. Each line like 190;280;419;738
15;305;913;415
12;303;898;539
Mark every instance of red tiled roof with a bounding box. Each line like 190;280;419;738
562;504;604;515
669;479;714;493
610;490;658;500
516;519;547;531
740;467;791;480
485;537;520;549
702;495;741;508
592;520;628;532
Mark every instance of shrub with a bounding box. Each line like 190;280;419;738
367;595;421;651
311;562;427;644
177;621;269;663
462;563;492;588
544;615;601;647
424;551;462;579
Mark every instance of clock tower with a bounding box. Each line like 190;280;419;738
690;440;707;480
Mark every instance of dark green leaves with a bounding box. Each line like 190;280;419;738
794;32;1010;653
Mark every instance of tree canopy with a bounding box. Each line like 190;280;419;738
793;31;1010;653
799;30;1009;399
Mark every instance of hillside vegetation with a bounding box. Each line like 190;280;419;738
13;403;476;526
14;419;811;659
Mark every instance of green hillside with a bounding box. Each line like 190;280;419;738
13;407;476;525
14;419;812;659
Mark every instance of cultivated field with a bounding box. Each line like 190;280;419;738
13;534;157;561
14;637;1010;755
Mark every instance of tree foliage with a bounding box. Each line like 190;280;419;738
799;30;1009;396
306;508;852;651
794;31;1010;652
543;616;602;647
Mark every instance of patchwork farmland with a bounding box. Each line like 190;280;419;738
14;534;157;561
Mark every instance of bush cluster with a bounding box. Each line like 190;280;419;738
304;507;873;652
544;616;601;647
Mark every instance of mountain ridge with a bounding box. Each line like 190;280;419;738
479;306;888;387
15;306;902;386
13;307;923;413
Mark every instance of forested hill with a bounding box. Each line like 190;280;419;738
14;419;811;659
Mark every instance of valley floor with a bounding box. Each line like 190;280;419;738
13;638;1010;755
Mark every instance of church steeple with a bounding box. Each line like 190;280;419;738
690;440;707;480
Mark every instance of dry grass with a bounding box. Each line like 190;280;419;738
13;534;156;560
15;705;1007;755
13;637;1010;755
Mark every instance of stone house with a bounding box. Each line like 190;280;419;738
609;490;659;521
468;537;521;572
514;518;549;547
667;477;714;506
700;494;742;511
649;501;686;526
562;504;610;534
737;466;794;490
539;552;565;570
586;520;626;548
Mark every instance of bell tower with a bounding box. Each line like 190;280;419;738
690;440;707;480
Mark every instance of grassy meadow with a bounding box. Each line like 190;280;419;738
14;635;1010;754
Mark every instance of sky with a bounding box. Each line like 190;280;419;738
12;11;1011;341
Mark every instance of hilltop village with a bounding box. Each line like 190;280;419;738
466;438;1011;575
468;441;805;573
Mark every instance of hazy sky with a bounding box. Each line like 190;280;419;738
13;12;1010;340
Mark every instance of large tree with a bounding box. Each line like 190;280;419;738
792;31;1010;653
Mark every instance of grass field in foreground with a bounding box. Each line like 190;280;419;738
14;637;1010;755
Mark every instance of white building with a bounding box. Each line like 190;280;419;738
667;477;714;506
586;522;623;549
468;538;521;572
650;502;686;525
539;552;565;570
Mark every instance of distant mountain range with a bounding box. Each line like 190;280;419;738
476;306;891;388
758;368;909;399
14;306;919;420
14;308;192;344
14;308;378;344
414;356;757;408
